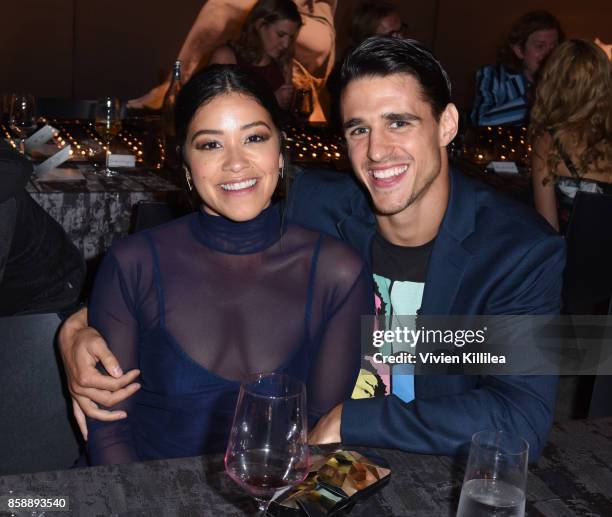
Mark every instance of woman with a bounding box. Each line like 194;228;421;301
530;39;612;233
209;0;301;109
87;65;371;465
471;10;562;126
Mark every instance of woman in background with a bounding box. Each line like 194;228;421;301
530;39;612;233
209;0;302;109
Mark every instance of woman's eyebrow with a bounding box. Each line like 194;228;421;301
190;121;271;143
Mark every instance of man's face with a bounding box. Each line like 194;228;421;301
341;73;457;218
514;28;559;80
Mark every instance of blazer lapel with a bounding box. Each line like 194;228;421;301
336;190;377;269
420;169;476;315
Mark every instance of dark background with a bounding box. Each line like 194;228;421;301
1;0;609;114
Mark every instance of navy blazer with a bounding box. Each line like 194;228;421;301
286;167;565;460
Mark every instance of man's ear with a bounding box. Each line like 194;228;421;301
439;103;459;147
512;44;525;60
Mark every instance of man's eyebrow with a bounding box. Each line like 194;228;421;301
343;117;363;131
190;121;271;143
383;112;421;123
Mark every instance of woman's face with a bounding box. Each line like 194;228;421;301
258;19;300;61
184;92;282;221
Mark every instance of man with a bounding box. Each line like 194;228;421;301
471;10;563;126
60;37;564;459
0;141;85;315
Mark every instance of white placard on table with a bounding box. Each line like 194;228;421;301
487;161;519;174
107;154;136;168
24;125;57;154
34;145;72;174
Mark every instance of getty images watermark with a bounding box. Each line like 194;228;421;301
371;326;505;365
359;315;612;375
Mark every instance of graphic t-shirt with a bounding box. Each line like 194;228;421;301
358;233;433;403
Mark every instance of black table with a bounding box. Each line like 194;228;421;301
0;418;610;516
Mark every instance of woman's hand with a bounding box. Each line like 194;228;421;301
58;308;141;440
275;84;294;110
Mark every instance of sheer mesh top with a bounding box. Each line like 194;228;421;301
88;203;372;465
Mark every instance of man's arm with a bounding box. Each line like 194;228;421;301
312;235;565;461
58;308;141;440
0;140;32;203
471;65;528;126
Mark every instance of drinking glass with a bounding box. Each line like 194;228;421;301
225;373;310;515
457;430;529;517
94;97;122;176
8;93;37;149
291;88;313;123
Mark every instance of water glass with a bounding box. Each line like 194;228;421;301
457;430;528;517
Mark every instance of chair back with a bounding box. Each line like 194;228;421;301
131;201;179;233
563;191;612;314
0;313;81;475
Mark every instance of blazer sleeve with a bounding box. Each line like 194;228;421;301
341;234;565;461
0;140;32;203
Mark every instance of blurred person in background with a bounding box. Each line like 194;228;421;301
0;141;85;316
530;39;612;234
327;0;405;128
128;0;336;122
207;0;302;110
349;0;404;42
471;10;563;126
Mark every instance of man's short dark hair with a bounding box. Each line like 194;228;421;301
339;36;452;120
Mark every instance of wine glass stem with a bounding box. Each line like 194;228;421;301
254;497;269;516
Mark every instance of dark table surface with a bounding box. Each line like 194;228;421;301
0;418;610;517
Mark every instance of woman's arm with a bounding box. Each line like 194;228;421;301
531;133;559;232
306;239;373;427
86;247;143;465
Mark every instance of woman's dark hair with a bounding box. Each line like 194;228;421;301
498;10;564;72
350;1;400;43
234;0;302;66
175;64;283;147
339;37;452;120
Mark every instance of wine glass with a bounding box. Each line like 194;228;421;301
8;93;37;151
94;97;122;176
225;373;310;515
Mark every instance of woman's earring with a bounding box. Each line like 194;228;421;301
279;165;284;179
183;165;193;191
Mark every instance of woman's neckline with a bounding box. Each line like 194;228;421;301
191;202;285;255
